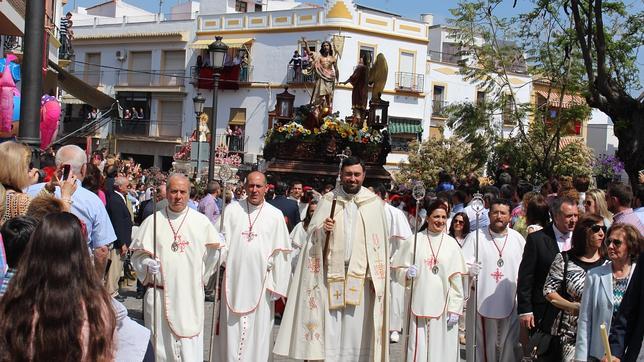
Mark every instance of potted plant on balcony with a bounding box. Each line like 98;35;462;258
592;154;624;189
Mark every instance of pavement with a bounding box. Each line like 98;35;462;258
119;280;466;361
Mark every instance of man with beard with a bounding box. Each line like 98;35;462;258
462;199;526;362
274;156;390;361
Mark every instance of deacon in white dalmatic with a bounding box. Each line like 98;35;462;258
392;199;466;361
215;171;292;361
274;157;390;361
131;174;224;361
462;198;526;362
372;184;413;343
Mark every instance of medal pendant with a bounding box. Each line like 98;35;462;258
432;265;439;274
171;241;179;252
497;258;504;267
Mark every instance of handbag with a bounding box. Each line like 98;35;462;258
526;252;569;361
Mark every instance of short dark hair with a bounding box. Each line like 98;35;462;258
207;181;221;194
500;184;515;201
608;182;633;207
105;165;118;178
424;199;449;217
525;195;550;227
0;216;38;268
373;184;387;200
275;181;289;195
341;156;364;172
489;198;512;211
573;175;590;193
452;190;467;204
291;180;303;187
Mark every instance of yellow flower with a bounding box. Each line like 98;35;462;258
278;127;284;132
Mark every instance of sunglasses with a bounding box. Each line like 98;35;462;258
590;224;607;234
453;220;465;225
604;238;624;248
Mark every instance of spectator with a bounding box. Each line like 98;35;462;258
26;145;117;277
0;141;76;225
448;211;469;246
288;50;302;81
25;193;66;221
59;12;72;59
584;189;613;228
198;181;221;225
524;194;551;236
576;223;643;361
0;216;38;296
268;181;301;232
573;175;591;211
0;212;116;360
543;214;607;361
83;163;106;206
607;182;644;234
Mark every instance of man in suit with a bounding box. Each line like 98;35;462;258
605;252;644;362
268;181;301;232
517;196;578;334
106;176;134;301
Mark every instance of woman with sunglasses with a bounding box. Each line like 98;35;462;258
448;212;469;247
584;189;614;228
575;224;643;362
543;214;608;361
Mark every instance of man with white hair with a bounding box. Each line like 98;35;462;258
131;173;223;361
27;144;116;274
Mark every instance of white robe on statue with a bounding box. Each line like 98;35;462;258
215;199;291;362
274;187;390;362
385;202;413;332
461;227;525;362
131;206;223;362
392;230;466;361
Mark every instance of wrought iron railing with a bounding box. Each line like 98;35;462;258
395;72;424;92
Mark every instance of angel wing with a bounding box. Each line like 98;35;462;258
368;53;388;101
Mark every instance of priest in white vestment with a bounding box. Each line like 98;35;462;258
392;199;466;361
215;171;291;362
372;184;413;343
461;199;525;362
131;174;223;362
274;157;390;361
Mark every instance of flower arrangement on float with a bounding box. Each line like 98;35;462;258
264;114;383;145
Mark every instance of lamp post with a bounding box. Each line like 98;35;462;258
192;92;205;178
207;36;229;182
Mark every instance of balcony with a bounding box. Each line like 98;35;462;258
116;69;186;88
191;65;251;90
113;119;150;136
286;65;315;84
395;72;424;93
431;100;448;118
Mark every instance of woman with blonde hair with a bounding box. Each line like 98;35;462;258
0;141;76;225
584;189;613;228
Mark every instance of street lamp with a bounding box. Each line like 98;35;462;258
207;36;229;182
192;92;205;178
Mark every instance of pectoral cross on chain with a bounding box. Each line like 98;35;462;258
171;234;190;253
242;230;257;242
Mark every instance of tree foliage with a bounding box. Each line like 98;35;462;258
394;137;483;188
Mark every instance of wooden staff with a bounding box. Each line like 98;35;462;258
403;182;426;361
208;164;234;362
322;148;351;263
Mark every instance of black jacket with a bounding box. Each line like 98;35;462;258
517;224;560;332
609;252;644;362
107;191;133;249
267;196;300;232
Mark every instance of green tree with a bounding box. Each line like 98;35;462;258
448;0;593;179
394;137;483;188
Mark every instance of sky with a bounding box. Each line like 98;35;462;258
65;0;642;91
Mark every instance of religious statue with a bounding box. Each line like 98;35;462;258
198;112;210;142
368;53;388;102
341;53;370;127
302;38;339;124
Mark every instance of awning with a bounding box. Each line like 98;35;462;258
60;94;85;105
389;118;422;134
229;108;246;126
48;60;116;110
190;37;254;49
536;90;585;108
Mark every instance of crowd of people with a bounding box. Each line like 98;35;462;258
0;141;643;361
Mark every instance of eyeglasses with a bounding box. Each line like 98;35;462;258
453;220;464;225
590;224;607;234
604;238;624;248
